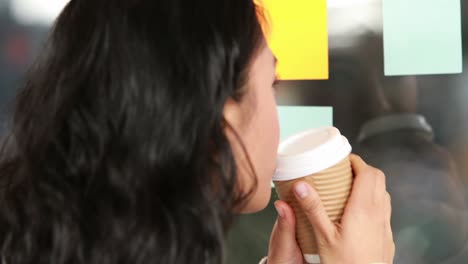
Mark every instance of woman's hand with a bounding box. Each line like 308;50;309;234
267;154;395;264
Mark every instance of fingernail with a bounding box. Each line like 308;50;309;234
294;182;309;199
274;202;284;218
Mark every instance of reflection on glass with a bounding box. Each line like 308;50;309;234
229;1;468;264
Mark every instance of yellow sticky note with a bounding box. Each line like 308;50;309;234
261;0;329;80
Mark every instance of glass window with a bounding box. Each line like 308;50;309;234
228;2;468;264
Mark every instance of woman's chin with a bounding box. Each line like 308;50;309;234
238;186;272;214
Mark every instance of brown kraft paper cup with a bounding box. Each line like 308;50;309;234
274;156;353;256
273;127;352;264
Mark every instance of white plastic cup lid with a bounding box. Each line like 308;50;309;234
304;254;321;264
273;127;352;181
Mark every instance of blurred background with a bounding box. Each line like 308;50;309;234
0;0;467;263
0;0;54;135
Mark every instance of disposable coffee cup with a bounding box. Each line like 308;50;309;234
273;127;353;264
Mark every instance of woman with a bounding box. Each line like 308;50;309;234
0;0;394;263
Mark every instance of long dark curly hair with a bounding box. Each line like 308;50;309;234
0;0;265;263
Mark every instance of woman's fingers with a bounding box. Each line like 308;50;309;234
293;181;336;244
267;201;304;264
384;192;395;263
348;154;387;210
385;192;392;223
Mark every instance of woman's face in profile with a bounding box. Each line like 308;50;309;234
224;44;280;213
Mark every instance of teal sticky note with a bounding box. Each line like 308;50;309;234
278;106;333;141
383;0;463;76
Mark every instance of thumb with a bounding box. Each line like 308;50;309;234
268;201;303;264
293;181;336;244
